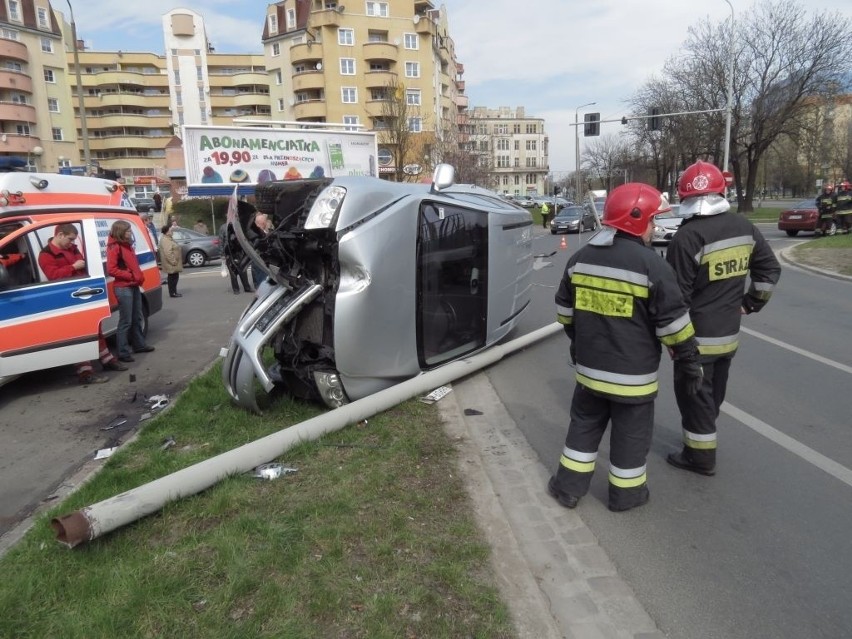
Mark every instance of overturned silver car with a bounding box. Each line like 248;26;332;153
221;165;533;411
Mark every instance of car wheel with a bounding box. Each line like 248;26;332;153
186;249;206;267
141;301;150;337
550;229;556;235
785;230;799;237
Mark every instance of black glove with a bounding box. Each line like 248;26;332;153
569;341;576;366
674;360;703;395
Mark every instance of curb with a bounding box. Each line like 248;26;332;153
778;246;852;282
440;374;664;639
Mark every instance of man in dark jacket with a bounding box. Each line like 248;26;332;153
549;183;702;512
665;161;781;476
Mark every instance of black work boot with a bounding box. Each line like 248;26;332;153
547;476;579;509
609;485;650;512
666;450;715;476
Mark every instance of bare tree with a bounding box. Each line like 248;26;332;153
432;116;493;187
379;77;422;182
583;134;631;192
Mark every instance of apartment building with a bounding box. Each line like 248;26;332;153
0;0;78;172
261;0;467;179
468;106;549;196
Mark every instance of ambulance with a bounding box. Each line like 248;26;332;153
0;171;163;387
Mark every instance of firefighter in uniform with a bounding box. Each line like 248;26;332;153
549;183;702;512
834;181;852;233
815;183;837;236
666;161;781;476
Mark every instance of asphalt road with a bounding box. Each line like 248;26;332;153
488;224;852;639
0;262;253;541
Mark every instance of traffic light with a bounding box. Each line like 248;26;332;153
583;113;600;137
554;186;561;196
649;107;662;131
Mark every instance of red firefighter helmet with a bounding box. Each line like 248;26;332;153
840;181;851;191
678;160;727;201
823;183;834;193
602;183;670;237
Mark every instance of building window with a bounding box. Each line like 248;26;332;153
275;70;282;85
40;37;52;53
15;124;30;135
408;117;422;132
58;158;71;168
495;124;508;134
526;140;537;151
338;28;354;45
404;62;419;78
277;98;285;111
479;140;488;151
526;123;537;134
406;89;420;106
287;8;296;29
513;124;521;134
368;30;388;42
272;42;280;56
514;158;520;167
268;14;278;35
43;69;55;83
0;27;18;40
8;0;20;22
514;140;520;150
343;115;359;130
37;7;49;28
52;127;63;141
496;138;509;151
340;58;355;75
174;70;180;85
366;2;389;17
526;157;537;167
341;87;357;103
47;98;59;112
403;33;418;50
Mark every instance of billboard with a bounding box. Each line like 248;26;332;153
182;125;378;196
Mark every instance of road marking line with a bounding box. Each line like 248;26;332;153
722;402;852;489
740;327;852;375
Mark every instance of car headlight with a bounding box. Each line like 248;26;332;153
304;185;346;230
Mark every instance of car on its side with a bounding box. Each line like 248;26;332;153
131;197;156;213
170;227;222;267
778;200;821;237
652;204;685;246
550;206;597;234
220;164;533;411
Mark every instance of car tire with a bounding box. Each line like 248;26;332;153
550;229;556;235
785;230;799;237
186;249;206;268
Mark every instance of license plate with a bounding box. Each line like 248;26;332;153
788;214;802;220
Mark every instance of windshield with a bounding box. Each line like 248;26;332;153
557;208;584;219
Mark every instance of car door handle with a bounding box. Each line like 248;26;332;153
71;287;105;299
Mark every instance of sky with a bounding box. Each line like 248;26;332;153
62;0;847;173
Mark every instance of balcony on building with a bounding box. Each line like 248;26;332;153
0;38;29;63
293;71;326;91
0;101;36;124
362;41;398;62
310;7;342;27
0;133;43;155
290;41;324;65
364;99;392;118
0;69;33;94
364;70;398;89
294;99;326;120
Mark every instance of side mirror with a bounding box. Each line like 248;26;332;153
431;164;455;193
0;263;9;290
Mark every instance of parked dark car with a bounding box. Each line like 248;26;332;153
220;164;534;411
131;197;156;213
778;200;821;236
550;206;597;234
171;227;222;267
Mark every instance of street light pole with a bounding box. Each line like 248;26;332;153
575;101;595;202
66;0;91;173
722;0;734;172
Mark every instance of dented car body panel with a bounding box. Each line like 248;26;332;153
221;166;533;410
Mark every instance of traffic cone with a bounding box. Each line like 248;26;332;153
560;236;567;250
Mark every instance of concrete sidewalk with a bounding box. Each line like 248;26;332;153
440;374;664;639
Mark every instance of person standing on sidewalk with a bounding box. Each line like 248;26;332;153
158;225;183;298
549;183;702;512
38;224;126;384
107;220;155;363
665;160;780;476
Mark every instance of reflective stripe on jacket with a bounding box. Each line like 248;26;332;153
555;232;696;402
666;212;780;358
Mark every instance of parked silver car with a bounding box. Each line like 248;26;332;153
170;227;222;267
651;204;685;246
221;165;534;410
